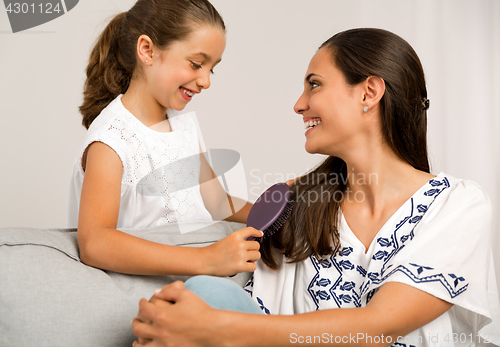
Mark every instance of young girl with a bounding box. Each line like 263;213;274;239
67;0;262;276
132;28;499;346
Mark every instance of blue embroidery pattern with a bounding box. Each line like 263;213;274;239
369;263;468;299
256;297;270;314
244;275;272;314
307;176;467;314
243;274;254;296
308;250;363;309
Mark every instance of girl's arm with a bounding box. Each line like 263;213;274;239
78;142;262;276
198;147;253;224
132;281;452;346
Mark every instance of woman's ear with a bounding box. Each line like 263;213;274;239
362;76;385;111
137;35;154;66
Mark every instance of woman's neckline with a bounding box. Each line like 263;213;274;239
341;172;444;254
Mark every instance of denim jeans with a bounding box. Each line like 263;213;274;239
185;275;263;314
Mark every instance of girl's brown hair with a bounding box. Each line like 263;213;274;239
79;0;225;129
261;28;430;269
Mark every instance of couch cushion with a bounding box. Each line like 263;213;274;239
0;222;250;347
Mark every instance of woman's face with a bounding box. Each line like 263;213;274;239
294;48;366;157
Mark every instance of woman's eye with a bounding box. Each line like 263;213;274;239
309;81;319;90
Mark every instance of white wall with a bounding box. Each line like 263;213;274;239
1;1;499;276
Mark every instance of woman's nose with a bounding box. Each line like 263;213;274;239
294;92;308;114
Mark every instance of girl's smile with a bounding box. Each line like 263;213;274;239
179;86;198;101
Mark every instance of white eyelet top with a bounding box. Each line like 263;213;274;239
67;95;212;229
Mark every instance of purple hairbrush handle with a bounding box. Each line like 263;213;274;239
246;182;291;240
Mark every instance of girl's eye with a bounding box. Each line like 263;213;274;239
190;61;202;69
190;61;214;74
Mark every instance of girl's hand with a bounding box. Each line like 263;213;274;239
202;227;262;277
132;281;221;347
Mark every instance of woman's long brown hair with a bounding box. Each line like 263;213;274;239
261;28;430;269
79;0;225;129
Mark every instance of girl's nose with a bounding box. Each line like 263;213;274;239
197;70;211;90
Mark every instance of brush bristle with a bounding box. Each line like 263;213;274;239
262;200;295;239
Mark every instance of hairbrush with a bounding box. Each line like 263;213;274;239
246;182;295;241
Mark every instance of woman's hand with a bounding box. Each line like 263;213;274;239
202;227;262;276
132;281;221;347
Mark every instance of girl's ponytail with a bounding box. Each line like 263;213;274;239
79;12;132;129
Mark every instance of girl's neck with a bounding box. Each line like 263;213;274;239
121;80;169;127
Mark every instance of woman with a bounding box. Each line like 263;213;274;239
131;28;498;346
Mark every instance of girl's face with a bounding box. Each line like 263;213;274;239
294;48;366;157
146;26;226;111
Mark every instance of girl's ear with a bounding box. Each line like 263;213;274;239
362;76;385;110
137;35;154;66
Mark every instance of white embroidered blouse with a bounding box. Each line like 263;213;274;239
246;173;500;346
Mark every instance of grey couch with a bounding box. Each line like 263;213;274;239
0;222;250;347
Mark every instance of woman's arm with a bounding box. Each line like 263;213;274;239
78;142;262;276
198;147;253;224
132;280;452;346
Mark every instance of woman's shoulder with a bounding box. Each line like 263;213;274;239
422;172;491;224
437;172;490;204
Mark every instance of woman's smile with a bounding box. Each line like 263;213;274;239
303;117;322;136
